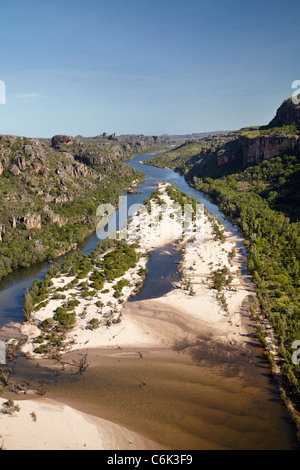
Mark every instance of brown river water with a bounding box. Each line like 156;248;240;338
10;339;299;450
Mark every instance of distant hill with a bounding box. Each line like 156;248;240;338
158;130;231;141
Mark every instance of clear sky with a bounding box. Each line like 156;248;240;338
0;0;299;137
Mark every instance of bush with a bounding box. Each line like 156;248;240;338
53;308;76;328
87;318;100;330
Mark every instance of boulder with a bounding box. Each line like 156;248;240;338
10;164;20;176
0;224;5;241
51;135;73;148
14;155;27;170
21;213;41;230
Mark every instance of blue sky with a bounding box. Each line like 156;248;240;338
0;0;299;137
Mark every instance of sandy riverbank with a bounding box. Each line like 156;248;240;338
0;396;160;450
1;183;255;450
20;183;253;356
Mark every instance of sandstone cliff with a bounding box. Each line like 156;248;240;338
239;134;300;165
217;98;300;167
268;98;300;128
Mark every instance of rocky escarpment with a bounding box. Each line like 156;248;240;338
216;98;300;167
74;152;116;167
239;134;300;165
216;133;300;167
268;98;300;127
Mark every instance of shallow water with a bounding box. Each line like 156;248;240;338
130;243;182;301
15;347;298;450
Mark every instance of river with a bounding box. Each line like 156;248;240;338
0;153;299;450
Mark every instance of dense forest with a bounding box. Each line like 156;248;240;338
145;97;300;427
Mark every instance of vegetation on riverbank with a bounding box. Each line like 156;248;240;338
22;238;143;359
20;183;206;360
191;160;300;431
144;98;300;435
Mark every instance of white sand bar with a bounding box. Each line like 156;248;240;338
0;397;159;450
2;183;254;450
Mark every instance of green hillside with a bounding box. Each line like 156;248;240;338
0;133;150;281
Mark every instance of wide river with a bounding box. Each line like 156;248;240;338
0;153;299;450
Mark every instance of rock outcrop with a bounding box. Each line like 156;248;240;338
21;214;42;230
51;135;73;148
217;99;300;167
240;134;300;165
14;155;27;170
10;164;21;176
108;132;118;140
75;152;115;167
0;224;5;241
268;98;300;128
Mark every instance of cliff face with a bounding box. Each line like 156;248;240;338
239;134;300;165
268;98;300;127
217;98;300;167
